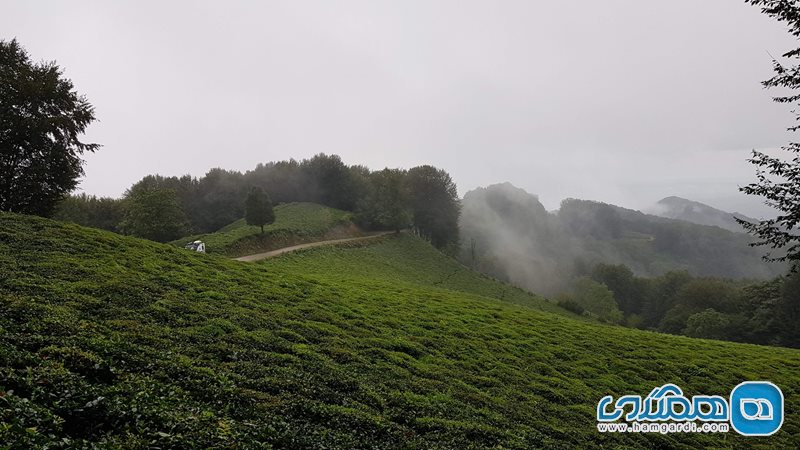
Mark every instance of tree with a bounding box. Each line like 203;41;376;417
244;159;308;204
738;1;800;264
302;153;362;210
570;277;623;324
53;193;125;232
641;270;692;328
356;168;411;231
245;186;275;233
590;263;642;315
658;278;741;334
683;309;731;340
0;39;99;216
407;165;461;250
194;168;246;232
777;270;800;347
119;188;189;242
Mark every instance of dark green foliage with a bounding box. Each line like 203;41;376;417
640;270;693;328
778;272;800;347
356;168;411;231
0;39;99;217
590;264;644;315
738;1;800;263
301;153;364;211
560;200;622;240
115;156;459;248
580;263;800;347
556;297;585;315
245;159;307;204
2;212;800;448
191;169;246;233
119;188;189;242
407;165;460;250
660;278;742;335
683;309;731;340
125;173;202;229
564;277;623;324
53;194;125;232
244;186;275;233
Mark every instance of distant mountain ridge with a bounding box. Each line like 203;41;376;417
649;196;757;233
459;183;784;295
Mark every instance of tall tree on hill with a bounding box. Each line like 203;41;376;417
245;186;275;233
407;165;460;250
738;1;800;264
0;39;99;216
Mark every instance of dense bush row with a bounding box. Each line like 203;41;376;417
575;263;800;347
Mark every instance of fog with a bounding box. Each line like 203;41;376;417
1;0;797;217
459;183;783;296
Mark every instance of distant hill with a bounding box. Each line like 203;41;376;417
171;202;359;257
3;212;800;448
460;183;785;295
649;196;758;232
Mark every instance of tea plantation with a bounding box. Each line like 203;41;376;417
171;202;355;256
2;212;800;448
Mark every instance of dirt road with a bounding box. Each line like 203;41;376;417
233;231;395;262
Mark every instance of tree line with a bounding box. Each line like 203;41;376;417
557;263;800;348
53;154;461;250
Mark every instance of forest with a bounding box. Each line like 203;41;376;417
54;154;461;251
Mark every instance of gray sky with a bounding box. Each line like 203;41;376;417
2;0;797;217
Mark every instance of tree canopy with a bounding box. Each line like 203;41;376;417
58;155;461;250
407;165;461;251
244;186;275;233
738;0;800;264
53;194;124;232
119;188;189;243
0;39;98;216
356;168;411;231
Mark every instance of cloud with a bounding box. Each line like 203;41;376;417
0;0;795;216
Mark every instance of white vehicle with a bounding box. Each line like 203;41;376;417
184;240;206;253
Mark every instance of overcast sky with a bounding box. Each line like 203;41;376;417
2;0;797;217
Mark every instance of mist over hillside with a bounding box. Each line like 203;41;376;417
648;196;758;232
459;183;784;296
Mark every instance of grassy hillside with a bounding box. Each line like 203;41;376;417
259;234;565;315
173;202;355;256
2;213;800;448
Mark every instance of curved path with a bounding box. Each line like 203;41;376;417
233;231;395;262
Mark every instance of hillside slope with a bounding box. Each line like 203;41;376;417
172;202;358;256
460;183;785;295
1;213;800;448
